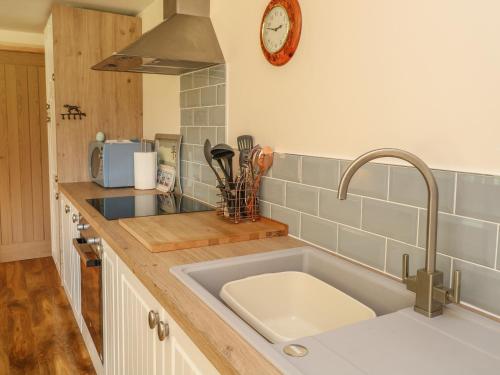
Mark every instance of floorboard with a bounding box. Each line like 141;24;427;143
0;257;95;374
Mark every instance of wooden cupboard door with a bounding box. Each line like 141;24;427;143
0;50;51;263
51;4;143;183
117;256;164;375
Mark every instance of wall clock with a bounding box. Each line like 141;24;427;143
260;0;302;66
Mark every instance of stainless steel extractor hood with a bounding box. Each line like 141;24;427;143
92;0;224;75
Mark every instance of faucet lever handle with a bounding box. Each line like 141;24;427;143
402;254;417;293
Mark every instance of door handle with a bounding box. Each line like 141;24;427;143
72;238;101;267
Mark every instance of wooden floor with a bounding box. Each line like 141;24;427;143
0;257;95;374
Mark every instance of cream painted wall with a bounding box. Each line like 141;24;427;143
211;0;500;175
139;0;180;139
0;28;43;46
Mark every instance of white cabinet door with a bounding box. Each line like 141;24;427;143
102;244;220;375
116;255;165;375
164;313;219;375
44;15;60;273
59;195;71;294
69;203;82;329
103;240;119;375
59;193;82;328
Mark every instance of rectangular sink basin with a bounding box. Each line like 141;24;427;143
220;271;376;343
171;247;414;375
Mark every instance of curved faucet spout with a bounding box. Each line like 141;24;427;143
338;149;438;274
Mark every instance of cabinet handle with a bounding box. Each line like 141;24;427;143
72;213;79;223
55;192;59;200
46;103;50;110
65;205;70;213
77;223;90;231
157;320;169;341
46;116;51;123
148;310;159;329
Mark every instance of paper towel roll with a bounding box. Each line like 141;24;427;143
134;152;157;190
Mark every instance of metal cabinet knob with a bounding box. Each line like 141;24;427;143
148;310;159;329
157;320;169;341
77;223;90;231
72;213;79;223
65;205;70;213
86;237;101;245
55;192;59;200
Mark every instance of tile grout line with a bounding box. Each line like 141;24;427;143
384;238;388;272
495;225;499;270
415;208;420;246
453;172;458;214
386;166;391;200
336;224;339;252
359;197;364;229
449;258;454;288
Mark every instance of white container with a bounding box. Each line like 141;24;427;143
220;271;376;343
134;151;157;190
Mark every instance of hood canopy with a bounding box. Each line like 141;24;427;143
92;0;224;75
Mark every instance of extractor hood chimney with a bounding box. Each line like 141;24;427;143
92;0;224;75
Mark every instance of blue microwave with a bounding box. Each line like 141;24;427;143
89;141;141;188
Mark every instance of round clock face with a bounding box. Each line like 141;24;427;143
261;6;290;54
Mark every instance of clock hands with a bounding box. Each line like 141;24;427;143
266;24;283;32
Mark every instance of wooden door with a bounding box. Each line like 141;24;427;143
0;49;51;263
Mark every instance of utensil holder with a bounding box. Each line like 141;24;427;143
216;176;260;224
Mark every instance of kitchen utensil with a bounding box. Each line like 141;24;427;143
204;139;225;189
237;135;254;169
248;146;273;217
211;144;235;182
248;145;262;180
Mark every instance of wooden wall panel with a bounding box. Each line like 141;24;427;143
52;5;143;183
0;51;50;262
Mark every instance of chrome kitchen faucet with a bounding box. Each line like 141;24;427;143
337;148;461;317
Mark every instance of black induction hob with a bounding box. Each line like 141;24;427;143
87;194;214;220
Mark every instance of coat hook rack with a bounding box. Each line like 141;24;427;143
61;104;86;120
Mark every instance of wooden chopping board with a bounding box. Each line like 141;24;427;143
118;212;289;252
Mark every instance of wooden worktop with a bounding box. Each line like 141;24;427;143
58;182;304;375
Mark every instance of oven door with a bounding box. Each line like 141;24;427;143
73;238;103;363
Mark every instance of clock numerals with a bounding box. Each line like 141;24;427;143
262;5;290;53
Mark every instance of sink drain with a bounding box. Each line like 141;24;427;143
283;344;309;357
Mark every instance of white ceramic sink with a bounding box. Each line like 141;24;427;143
220;271;376;343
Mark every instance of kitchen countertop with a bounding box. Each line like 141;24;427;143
59;182;500;375
59;182;302;375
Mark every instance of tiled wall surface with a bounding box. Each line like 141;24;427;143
179;65;226;206
177;67;499;318
260;154;500;316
